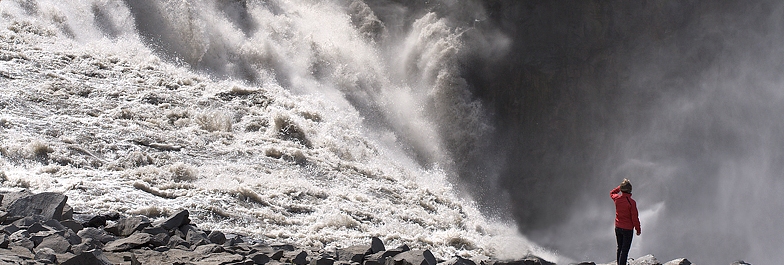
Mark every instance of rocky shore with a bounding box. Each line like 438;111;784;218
0;190;741;265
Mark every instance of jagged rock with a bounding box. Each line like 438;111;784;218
385;250;437;265
142;225;168;235
34;234;71;254
28;222;49;234
13;215;47;227
663;258;690;265
250;253;272;264
196;252;245;265
106;216;151;237
61;249;113;265
103;232;152;252
72;238;99;255
311;255;336;265
337;245;368;262
4;192;67;222
442;256;477;265
0;234;8;249
34;247;57;264
209;230;227;245
195;243;225;255
60;220;83;233
289;250;309;265
167;234;190;249
9;230;34;251
0;190;33;209
370;237;385;254
631;254;660;265
181;224;210;248
1;224;20;235
62;204;74;220
272;243;296;251
82;215;106;228
149;232;170;247
78;227;116;244
158;210;190;230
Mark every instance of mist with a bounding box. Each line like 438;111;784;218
455;1;784;264
27;0;784;263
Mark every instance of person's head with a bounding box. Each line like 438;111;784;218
620;179;632;193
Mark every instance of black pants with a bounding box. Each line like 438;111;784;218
615;227;634;265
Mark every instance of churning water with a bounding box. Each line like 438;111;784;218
0;0;556;262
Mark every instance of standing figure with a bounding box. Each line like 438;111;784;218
611;179;641;265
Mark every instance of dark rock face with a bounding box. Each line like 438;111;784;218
3;192;67;222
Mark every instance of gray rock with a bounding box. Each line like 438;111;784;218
9;230;34;251
196;252;245;265
59;220;83;233
196;243;225;255
167;234;190;249
27;222;49;234
370;237;385;254
61;204;73;220
60;249;113;265
1;224;20;234
13;215;47;227
34;234;71;254
442;256;477;265
159;210;190;230
0;190;33;209
385;250;437;265
72;238;99;255
0;234;7;249
731;261;752;265
570;262;596;265
250;253;271;264
4;192;67;222
103;232;151;252
106;216;151;237
43;219;66;232
31;230;59;246
337;245;368;262
34;247;57;264
663;259;691;265
77;227;116;244
271;243;295;251
182;224;210;248
209;230;227;245
292;250;308;265
149;232;170;247
82;215;106;228
630;254;660;265
311;256;336;265
142;225;168;235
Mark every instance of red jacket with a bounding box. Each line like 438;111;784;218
611;186;641;233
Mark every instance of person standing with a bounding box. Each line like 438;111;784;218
611;179;641;265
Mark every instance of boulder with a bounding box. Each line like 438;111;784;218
34;247;57;264
34;234;71;254
311;255;336;265
370;237;385;254
196;252;245;265
195;243;225;255
103;232;152;252
105;216;150;237
158;210;190;230
292;250;309;265
59;220;83;233
8;230;34;251
77;227;116;244
60;249;113;265
249;253;271;264
663;258;691;265
0;190;33;209
181;224;210;247
630;254;660;265
72;238;100;255
385;250;437;265
337;245;368;262
4;192;67;222
208;230;227;245
442;256;477;265
167;234;190;249
0;234;8;249
82;215;106;228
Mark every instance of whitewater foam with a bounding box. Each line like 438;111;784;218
0;0;557;262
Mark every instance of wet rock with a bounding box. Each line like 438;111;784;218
337;245;368;262
630;254;660;265
82;215;106;228
209;230;227;245
106;216;150;237
4;192;67;222
103;232;151;252
34;234;71;254
370;237;385;254
78;227;116;244
34;247;57;264
59;220;83;233
442;256;476;265
663;259;691;265
61;249;113;265
158;210;190;230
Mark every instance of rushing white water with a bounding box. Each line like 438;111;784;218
0;0;557;262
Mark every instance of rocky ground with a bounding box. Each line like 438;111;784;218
0;190;749;265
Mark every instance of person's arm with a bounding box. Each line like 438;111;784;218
631;200;641;235
610;186;621;199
